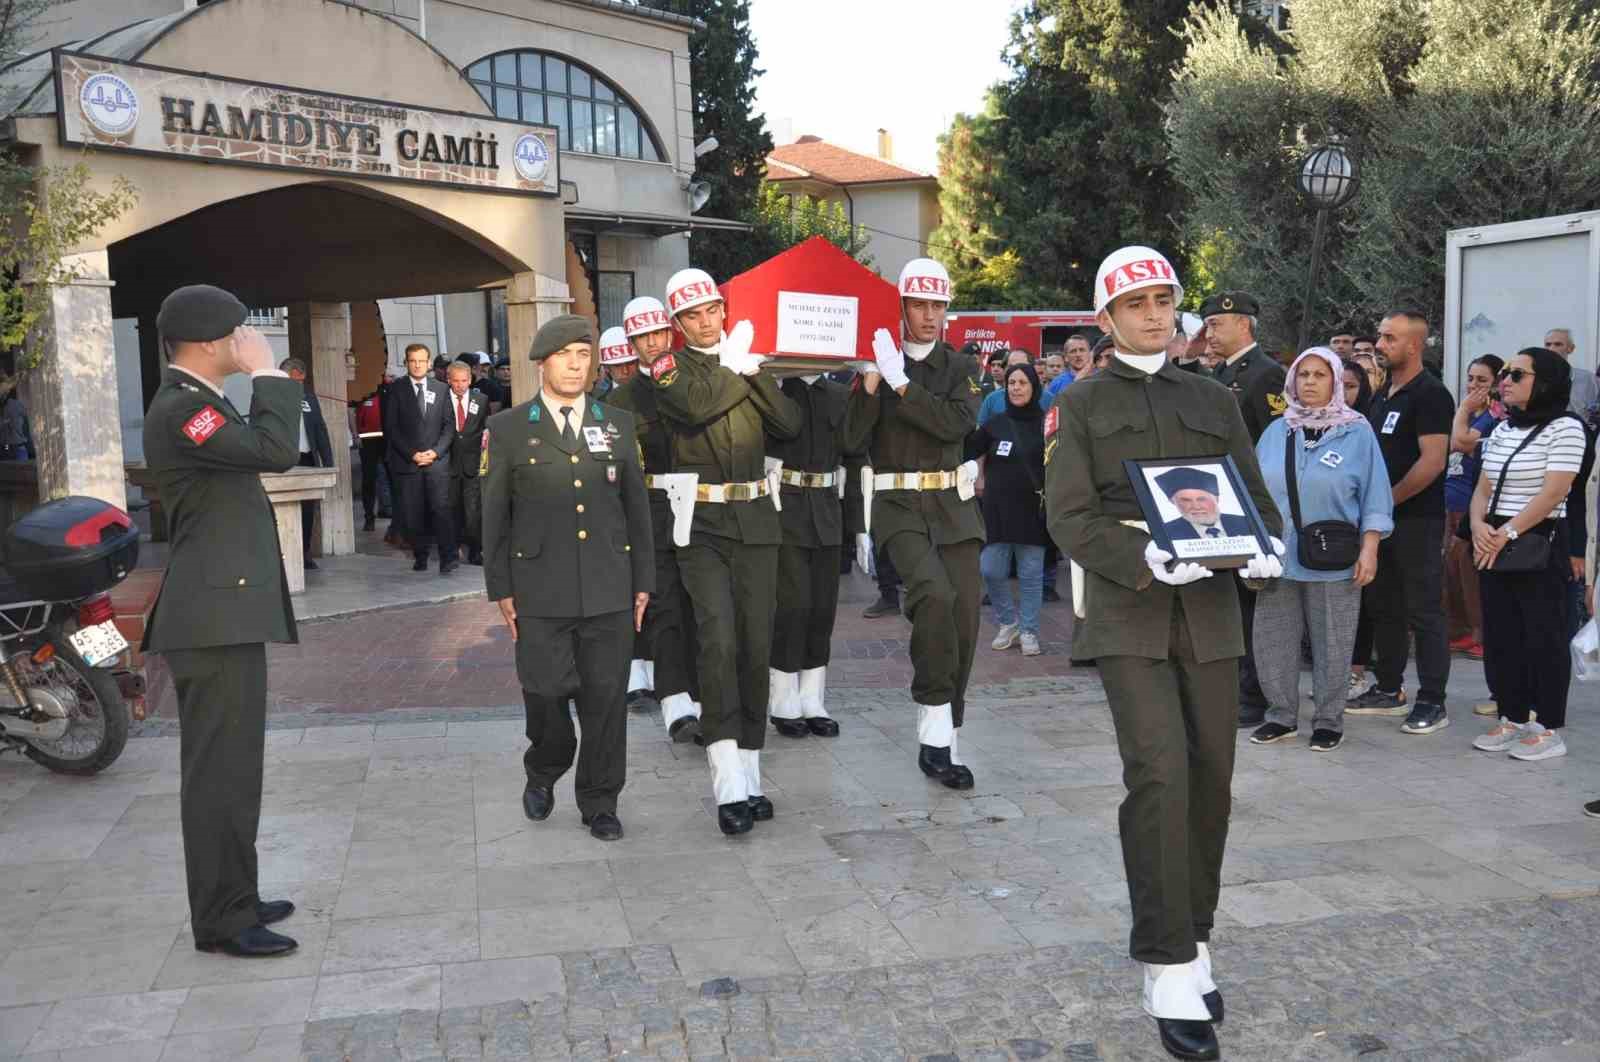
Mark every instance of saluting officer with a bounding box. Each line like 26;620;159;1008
843;258;985;789
142;285;303;958
607;298;705;744
482;315;653;842
646;268;802;836
1045;247;1283;1062
1202;290;1286;730
768;371;850;738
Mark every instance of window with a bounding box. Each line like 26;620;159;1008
598;272;635;330
466;50;665;162
245;307;283;327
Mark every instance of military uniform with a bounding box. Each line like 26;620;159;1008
141;287;302;953
1044;355;1282;965
768;375;850;737
482;372;653;830
842;339;986;783
607;372;702;738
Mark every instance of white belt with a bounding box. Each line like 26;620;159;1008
1070;519;1149;620
872;470;958;491
779;469;837;488
357;431;384;439
643;474;670;490
695;479;772;503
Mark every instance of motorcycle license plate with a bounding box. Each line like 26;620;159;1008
68;621;128;667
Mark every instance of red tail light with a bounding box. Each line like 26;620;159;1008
78;593;115;627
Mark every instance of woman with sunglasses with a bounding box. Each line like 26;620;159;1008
1470;348;1587;761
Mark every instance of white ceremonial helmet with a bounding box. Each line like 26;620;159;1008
665;268;722;316
897;257;953;303
622;296;672;338
598;327;637;366
1093;246;1183;314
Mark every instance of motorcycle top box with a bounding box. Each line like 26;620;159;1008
4;497;140;601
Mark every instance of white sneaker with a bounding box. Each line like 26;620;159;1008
1508;729;1567;762
1473;717;1535;752
1020;632;1041;656
991;623;1020;651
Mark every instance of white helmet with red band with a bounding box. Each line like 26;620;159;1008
599;327;636;366
622;296;671;338
897;258;953;303
1093;246;1183;313
665;268;722;316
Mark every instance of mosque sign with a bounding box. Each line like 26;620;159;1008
54;51;560;197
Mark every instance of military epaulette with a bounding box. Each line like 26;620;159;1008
528;403;540;423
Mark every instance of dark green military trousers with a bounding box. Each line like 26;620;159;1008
772;543;842;671
676;535;777;748
636;499;698;701
883;533;981;724
517;610;632;817
165;643;268;945
1095;598;1238;965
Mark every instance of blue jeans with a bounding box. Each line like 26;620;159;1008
981;543;1044;634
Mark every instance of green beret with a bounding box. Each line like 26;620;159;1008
156;284;249;342
530;314;595;362
1198;291;1260;319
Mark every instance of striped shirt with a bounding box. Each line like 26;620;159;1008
1480;417;1586;519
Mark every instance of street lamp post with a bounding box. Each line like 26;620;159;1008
1295;140;1360;355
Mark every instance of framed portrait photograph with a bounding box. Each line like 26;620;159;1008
1124;455;1272;570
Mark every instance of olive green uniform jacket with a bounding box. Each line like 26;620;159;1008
1044;357;1282;663
769;376;850;549
481;397;653;619
141;368;301;651
1212;343;1287;444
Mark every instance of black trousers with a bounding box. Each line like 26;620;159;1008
883;534;982;724
164;643;268;944
448;473;482;557
1364;515;1451;704
297;453;319;557
677;535;778;748
516;609;632;816
393;464;455;563
1236;581;1265;709
1479;520;1571;729
638;511;698;700
773;542;842;672
360;438;386;518
876;544;902;595
1096;600;1237;965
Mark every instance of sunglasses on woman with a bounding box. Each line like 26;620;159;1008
1498;368;1535;383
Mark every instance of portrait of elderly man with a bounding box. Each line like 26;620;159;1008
1155;466;1256;542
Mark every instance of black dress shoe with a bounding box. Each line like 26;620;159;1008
747;794;774;821
1204;989;1224;1025
917;744;976;790
257;899;294;925
626;689;658;715
1155;1017;1219;1060
413;558;428;572
668;716;702;745
582;811;623;841
194;925;298;958
522;784;554;821
717;800;753;836
440;560;459;574
771;717;809;738
804;717;840;737
303;556;318;571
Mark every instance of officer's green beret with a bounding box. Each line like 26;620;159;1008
530;315;595;362
156;284;249;342
1198;291;1260;319
1155;465;1220;498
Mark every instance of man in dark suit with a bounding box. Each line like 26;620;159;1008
142;285;302;958
279;358;334;571
445;360;490;565
482;314;653;841
1157;466;1256;542
385;343;457;573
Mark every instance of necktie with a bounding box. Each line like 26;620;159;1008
1206;526;1222;539
560;405;576;447
456;395;465;431
416;381;426;415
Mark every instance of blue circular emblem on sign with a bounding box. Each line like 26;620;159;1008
513;133;550;183
79;73;139;136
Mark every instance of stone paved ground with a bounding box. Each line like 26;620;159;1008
0;570;1590;1060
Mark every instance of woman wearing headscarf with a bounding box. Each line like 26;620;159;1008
1249;348;1394;751
968;363;1050;656
1470;347;1587;762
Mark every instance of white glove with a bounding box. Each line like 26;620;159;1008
723;319;754;360
1145;540;1214;587
856;533;874;578
870;328;909;391
956;459;979;501
1243;536;1286;581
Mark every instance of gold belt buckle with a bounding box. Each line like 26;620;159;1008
919;471;945;490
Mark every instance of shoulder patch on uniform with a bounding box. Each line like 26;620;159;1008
1266;392;1287;416
1044;406;1059;437
654;353;677;379
182;405;225;445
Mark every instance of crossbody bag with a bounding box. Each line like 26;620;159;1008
1482;421;1555;572
1284;428;1362;570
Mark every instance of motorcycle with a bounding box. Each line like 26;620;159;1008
0;496;141;774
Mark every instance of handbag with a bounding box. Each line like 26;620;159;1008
1481;422;1554;572
1284;429;1361;571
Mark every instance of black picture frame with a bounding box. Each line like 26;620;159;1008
1124;454;1272;570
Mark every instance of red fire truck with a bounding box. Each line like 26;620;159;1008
943;310;1100;359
